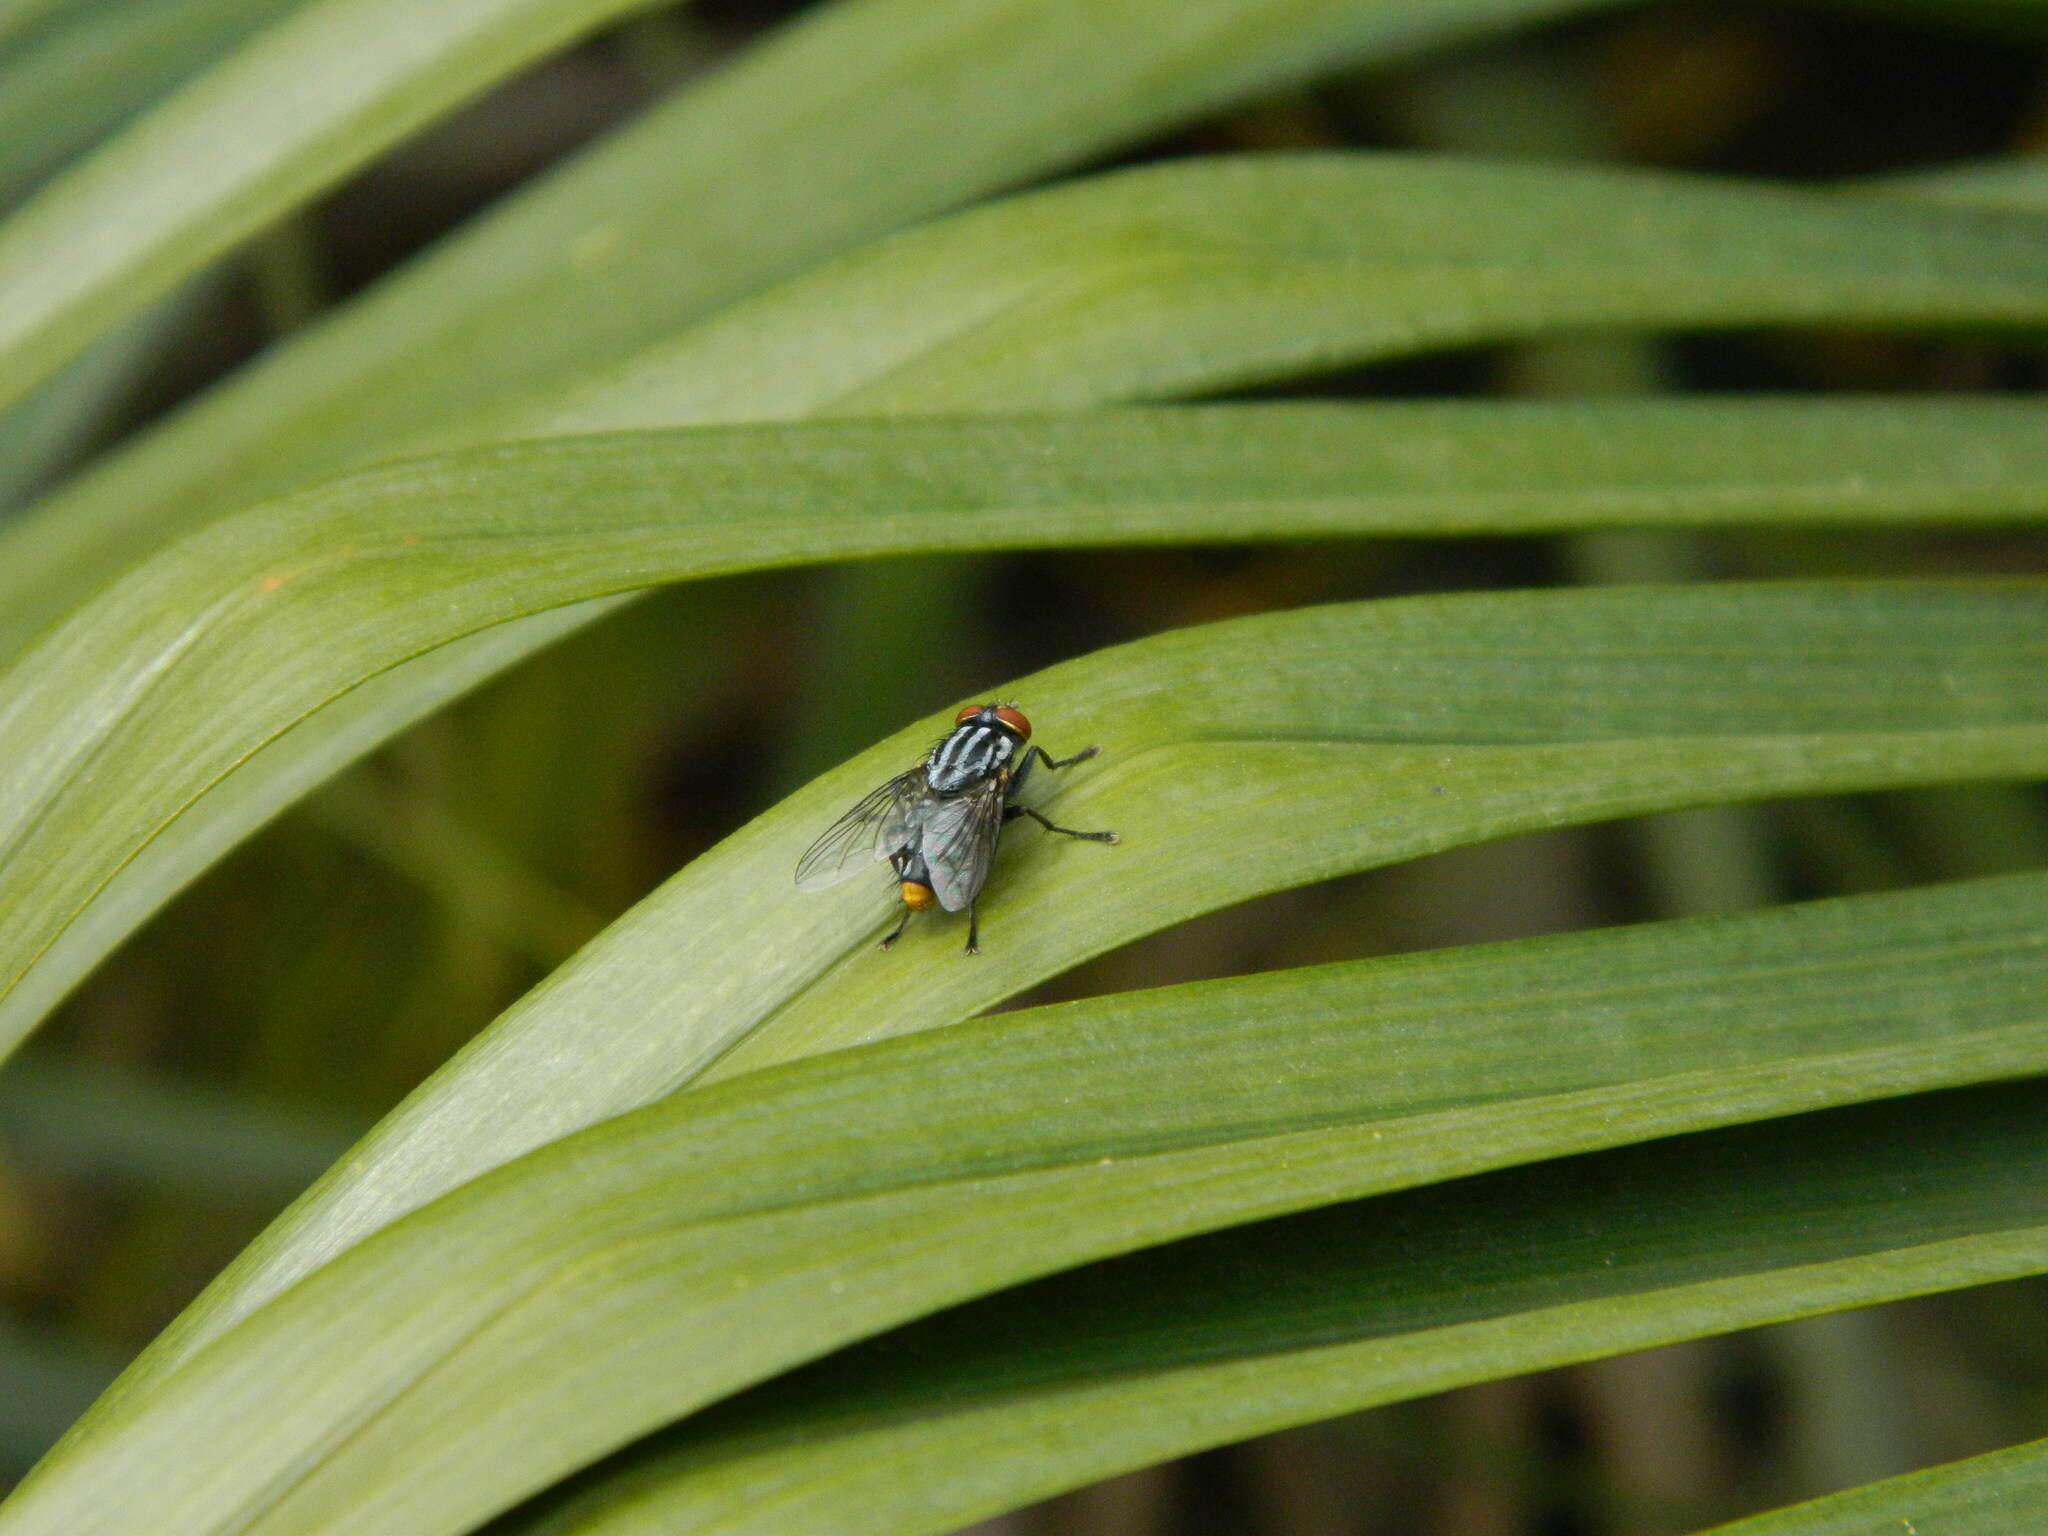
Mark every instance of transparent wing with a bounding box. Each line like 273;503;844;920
917;778;1007;912
794;767;925;892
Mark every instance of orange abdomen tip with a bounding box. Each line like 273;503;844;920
900;881;938;911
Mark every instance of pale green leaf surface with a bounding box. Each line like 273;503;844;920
88;575;2048;1390
1693;1436;2048;1535
0;0;305;210
1872;156;2048;214
16;871;2048;1536
0;0;1615;647
488;876;2048;1536
3;600;623;1039
0;5;2035;1530
3;159;2041;1039
515;1091;2048;1536
488;154;2048;440
0;0;661;418
17;145;2048;653
7;403;2048;1048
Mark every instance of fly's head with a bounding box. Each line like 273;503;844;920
953;701;1032;740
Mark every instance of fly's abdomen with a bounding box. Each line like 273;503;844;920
892;848;938;911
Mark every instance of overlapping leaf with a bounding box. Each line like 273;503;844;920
477;876;2048;1536
0;0;304;209
5;149;2044;1078
0;1;2041;1526
14;868;2048;1536
513;1094;2048;1536
0;0;669;413
0;0;1617;639
8;405;2048;1060
13;151;2048;653
1695;1437;2048;1535
490;154;2048;439
58;577;2044;1402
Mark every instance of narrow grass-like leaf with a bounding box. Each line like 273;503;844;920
491;154;2048;438
1693;1437;2048;1535
3;158;2040;1039
15;151;2048;652
87;576;2048;1386
15;870;2048;1535
1875;156;2048;214
0;0;666;417
0;4;2037;1531
512;1091;2048;1536
0;0;1617;631
7;599;623;1040
6;404;2048;1049
0;0;303;209
491;871;2048;1536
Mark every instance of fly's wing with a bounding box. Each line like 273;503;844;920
794;768;925;892
917;778;1007;912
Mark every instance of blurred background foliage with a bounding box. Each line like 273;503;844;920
0;1;2043;1531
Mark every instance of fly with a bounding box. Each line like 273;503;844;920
794;703;1117;954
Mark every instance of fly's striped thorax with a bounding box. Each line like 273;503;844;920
925;721;1016;795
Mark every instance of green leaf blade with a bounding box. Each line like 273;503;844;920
15;869;2048;1535
0;0;661;416
15;153;2048;653
68;576;2048;1395
0;0;1620;634
513;1156;2048;1536
7;403;2048;1055
1695;1438;2048;1535
0;0;305;211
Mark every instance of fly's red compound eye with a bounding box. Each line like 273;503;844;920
993;705;1031;739
953;704;983;726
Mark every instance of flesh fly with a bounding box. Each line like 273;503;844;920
794;703;1117;954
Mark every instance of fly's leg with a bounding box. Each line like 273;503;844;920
965;904;981;956
1006;803;1118;844
878;904;915;950
1010;743;1096;796
1027;744;1099;773
1009;745;1117;841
